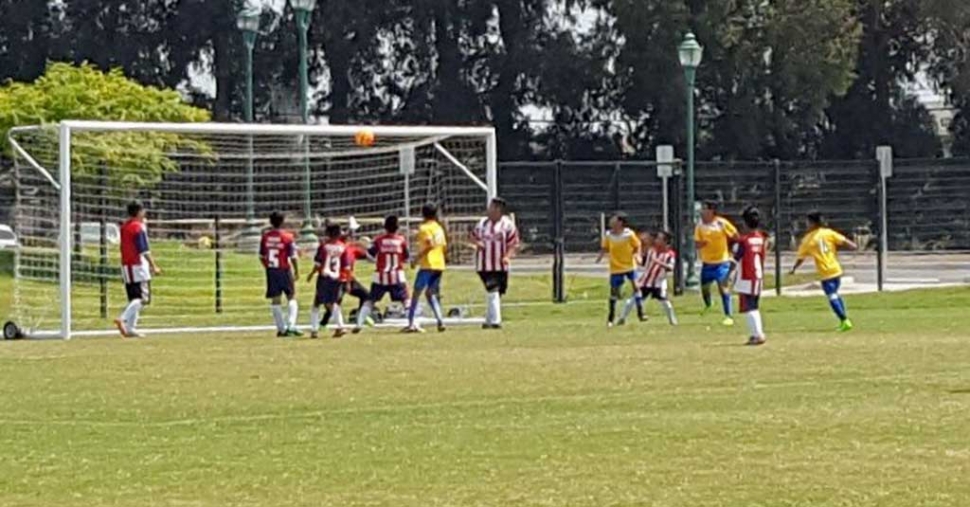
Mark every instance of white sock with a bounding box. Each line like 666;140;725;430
746;310;764;338
487;292;502;325
271;305;285;333
120;299;142;326
619;298;635;322
333;304;344;329
125;300;143;332
310;306;320;332
287;299;299;329
662;301;678;326
484;294;494;324
357;301;372;328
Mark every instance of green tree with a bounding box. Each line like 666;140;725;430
820;0;941;159
0;62;211;190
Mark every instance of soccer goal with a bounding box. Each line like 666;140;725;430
7;121;497;339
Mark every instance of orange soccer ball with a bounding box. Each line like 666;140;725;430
355;129;376;147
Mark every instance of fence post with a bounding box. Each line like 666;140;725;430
773;159;782;295
876;146;893;292
99;165;108;319
611;162;621;212
672;162;685;296
214;215;223;313
656;146;674;232
552;160;565;303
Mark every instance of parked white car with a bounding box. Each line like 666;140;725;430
80;222;120;245
0;224;18;249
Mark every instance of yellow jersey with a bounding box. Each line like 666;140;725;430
417;220;447;270
601;228;641;274
694;216;738;264
797;227;848;280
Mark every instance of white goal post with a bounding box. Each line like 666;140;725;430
8;121;498;339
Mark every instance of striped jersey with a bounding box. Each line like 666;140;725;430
471;216;519;272
120;219;151;283
368;233;409;285
638;247;676;288
734;231;767;295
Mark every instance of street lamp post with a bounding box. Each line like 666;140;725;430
237;8;261;247
291;0;317;242
678;32;703;288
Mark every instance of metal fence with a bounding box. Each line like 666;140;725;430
500;157;970;301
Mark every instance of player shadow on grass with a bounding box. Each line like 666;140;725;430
947;388;970;395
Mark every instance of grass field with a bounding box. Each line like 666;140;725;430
1;285;969;506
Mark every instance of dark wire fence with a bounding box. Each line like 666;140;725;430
500;158;970;302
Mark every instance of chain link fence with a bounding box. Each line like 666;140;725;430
500;157;970;302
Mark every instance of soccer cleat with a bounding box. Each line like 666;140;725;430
332;328;347;339
351;327;363;335
617;319;626;326
838;319;854;332
437;323;447;333
607;321;614;329
721;317;735;327
638;315;649;322
746;336;766;346
113;319;130;338
310;331;319;339
402;325;425;334
276;331;287;338
127;331;145;339
365;316;376;327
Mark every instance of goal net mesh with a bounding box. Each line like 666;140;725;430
9;124;494;337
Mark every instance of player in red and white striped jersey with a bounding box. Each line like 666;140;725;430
732;206;768;345
626;231;678;325
471;197;520;329
354;215;411;333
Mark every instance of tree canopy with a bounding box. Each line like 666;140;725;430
0;0;963;161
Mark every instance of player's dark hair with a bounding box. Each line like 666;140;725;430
127;200;144;218
325;223;342;239
384;215;399;233
422;203;439;220
269;211;285;228
806;210;824;227
702;200;718;211
655;230;671;243
612;211;629;226
742;206;761;229
490;197;508;212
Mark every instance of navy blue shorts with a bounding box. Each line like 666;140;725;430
701;262;732;285
315;277;344;306
265;269;294;299
370;283;409;303
414;269;443;293
478;271;509;295
610;271;636;289
640;286;668;301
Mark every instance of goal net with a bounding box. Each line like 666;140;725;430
7;121;497;339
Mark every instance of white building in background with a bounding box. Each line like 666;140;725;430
905;73;958;157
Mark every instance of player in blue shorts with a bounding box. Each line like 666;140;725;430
694;201;740;326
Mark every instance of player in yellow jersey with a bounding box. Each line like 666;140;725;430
406;203;447;333
596;212;642;327
791;211;858;331
694;201;740;326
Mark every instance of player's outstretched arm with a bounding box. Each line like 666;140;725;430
841;239;859;251
790;258;805;275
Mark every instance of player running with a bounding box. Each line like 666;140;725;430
259;211;301;337
354;215;411;333
471;197;520;330
114;201;161;338
732;206;768;345
405;203;447;333
790;211;858;332
695;200;740;326
596;212;642;327
624;230;678;326
308;223;353;339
